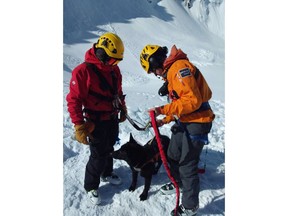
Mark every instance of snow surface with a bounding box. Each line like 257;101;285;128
63;1;224;215
4;0;288;216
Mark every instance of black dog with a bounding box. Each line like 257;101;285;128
112;133;170;201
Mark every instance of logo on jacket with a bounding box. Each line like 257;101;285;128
179;68;191;78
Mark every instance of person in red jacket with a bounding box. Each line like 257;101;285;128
140;45;215;216
66;32;127;205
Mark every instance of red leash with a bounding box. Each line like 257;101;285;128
149;111;179;216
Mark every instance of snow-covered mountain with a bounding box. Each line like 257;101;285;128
63;0;224;215
3;1;288;216
183;0;225;39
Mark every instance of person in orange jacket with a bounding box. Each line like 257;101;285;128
66;32;127;205
140;45;215;216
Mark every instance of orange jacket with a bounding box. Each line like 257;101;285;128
159;45;215;124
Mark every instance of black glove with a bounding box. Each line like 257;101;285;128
112;95;122;109
158;81;169;96
119;105;127;122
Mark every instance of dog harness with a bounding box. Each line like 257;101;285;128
133;152;160;171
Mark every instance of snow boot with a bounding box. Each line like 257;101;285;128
101;172;122;185
87;189;101;205
160;182;182;195
170;204;198;216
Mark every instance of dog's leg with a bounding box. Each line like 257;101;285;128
153;160;163;175
139;176;152;201
129;167;138;191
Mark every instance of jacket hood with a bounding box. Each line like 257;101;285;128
163;45;188;70
85;47;100;64
84;46;118;71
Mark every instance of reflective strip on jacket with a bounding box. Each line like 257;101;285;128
159;45;215;124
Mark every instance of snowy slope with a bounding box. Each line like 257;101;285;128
4;1;288;216
63;0;225;215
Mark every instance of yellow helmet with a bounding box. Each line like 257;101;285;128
140;45;168;73
140;45;161;73
95;32;124;60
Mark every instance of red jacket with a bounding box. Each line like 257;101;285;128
66;46;125;125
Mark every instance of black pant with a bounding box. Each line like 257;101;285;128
84;119;119;192
167;122;212;209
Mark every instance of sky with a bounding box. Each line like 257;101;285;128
1;0;288;216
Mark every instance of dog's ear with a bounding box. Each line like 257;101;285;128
129;133;135;143
129;133;133;141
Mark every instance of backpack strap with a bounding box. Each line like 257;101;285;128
85;62;118;100
194;66;200;80
85;62;117;95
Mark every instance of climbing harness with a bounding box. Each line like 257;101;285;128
174;116;210;174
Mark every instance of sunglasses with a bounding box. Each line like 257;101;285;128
148;56;164;73
148;67;157;74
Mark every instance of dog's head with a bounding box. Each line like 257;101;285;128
112;133;146;167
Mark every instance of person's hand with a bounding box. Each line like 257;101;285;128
158;81;169;96
74;122;95;145
156;119;164;127
148;107;162;117
112;95;122;109
119;105;127;123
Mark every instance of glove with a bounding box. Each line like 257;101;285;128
156;119;164;127
112;95;122;109
74;122;95;145
158;81;169;96
148;106;162;117
119;105;127;123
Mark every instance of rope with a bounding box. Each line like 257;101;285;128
149;111;179;216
